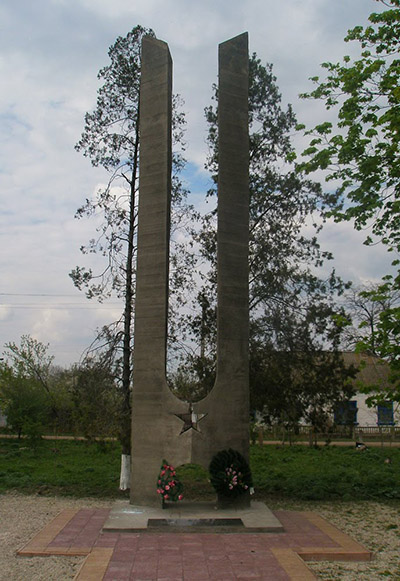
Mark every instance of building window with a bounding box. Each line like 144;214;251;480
377;401;394;426
334;400;358;425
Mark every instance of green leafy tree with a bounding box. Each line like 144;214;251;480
351;283;400;410
342;282;400;354
300;0;400;254
71;26;154;460
0;336;63;438
300;0;400;404
70;26;193;469
70;357;121;441
0;366;50;439
250;312;356;437
3;335;54;388
175;54;351;422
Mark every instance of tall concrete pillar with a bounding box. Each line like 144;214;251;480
192;32;250;468
130;37;189;506
130;33;249;507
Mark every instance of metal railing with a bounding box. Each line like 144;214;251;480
253;425;400;445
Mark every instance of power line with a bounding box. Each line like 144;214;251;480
0;292;122;310
0;305;120;311
0;292;120;302
0;292;81;297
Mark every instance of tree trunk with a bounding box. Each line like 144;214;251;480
119;118;139;487
119;454;131;490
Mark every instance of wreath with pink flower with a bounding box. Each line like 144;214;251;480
209;448;253;498
156;460;184;503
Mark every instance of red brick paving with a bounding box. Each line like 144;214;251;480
17;508;372;580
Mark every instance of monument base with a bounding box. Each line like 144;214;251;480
217;490;250;510
103;500;284;533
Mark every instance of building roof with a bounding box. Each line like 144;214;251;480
341;352;390;389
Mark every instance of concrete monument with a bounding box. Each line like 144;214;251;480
130;33;249;507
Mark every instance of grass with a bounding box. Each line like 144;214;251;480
176;463;215;500
0;438;399;501
0;438;126;498
251;444;400;501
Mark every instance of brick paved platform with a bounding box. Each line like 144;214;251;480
17;507;372;580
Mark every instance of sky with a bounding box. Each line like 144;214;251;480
0;0;394;367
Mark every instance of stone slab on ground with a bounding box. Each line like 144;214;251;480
102;500;284;533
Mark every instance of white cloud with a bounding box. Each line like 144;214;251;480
0;0;390;365
0;305;13;322
317;219;395;285
32;309;71;344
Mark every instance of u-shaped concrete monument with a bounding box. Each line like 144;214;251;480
130;33;249;507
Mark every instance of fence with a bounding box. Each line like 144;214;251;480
254;425;400;446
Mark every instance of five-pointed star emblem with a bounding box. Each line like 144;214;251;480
175;404;207;434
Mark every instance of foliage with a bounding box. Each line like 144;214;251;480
177;54;351;419
200;54;344;309
0;336;123;441
71;25;155;456
70;358;122;441
156;460;184;503
175;463;215;501
354;282;400;408
2;335;54;392
300;0;400;408
342;283;400;353
169;363;213;403
0;336;68;438
339;283;399;413
209;449;253;498
71;25;194;455
250;334;356;432
72;25;154;299
300;0;400;256
71;23;190;306
357;285;400;409
0;367;50;439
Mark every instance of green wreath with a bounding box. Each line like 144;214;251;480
209;449;253;498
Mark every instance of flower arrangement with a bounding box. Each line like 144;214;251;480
156;459;184;504
209;448;253;499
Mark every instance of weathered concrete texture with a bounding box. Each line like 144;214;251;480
191;33;250;475
130;33;249;508
104;501;283;533
130;37;190;507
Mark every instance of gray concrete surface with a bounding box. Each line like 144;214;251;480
130;33;250;508
104;500;283;533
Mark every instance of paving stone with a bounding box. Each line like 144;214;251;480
17;507;372;580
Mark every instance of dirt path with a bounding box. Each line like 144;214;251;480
0;492;112;580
